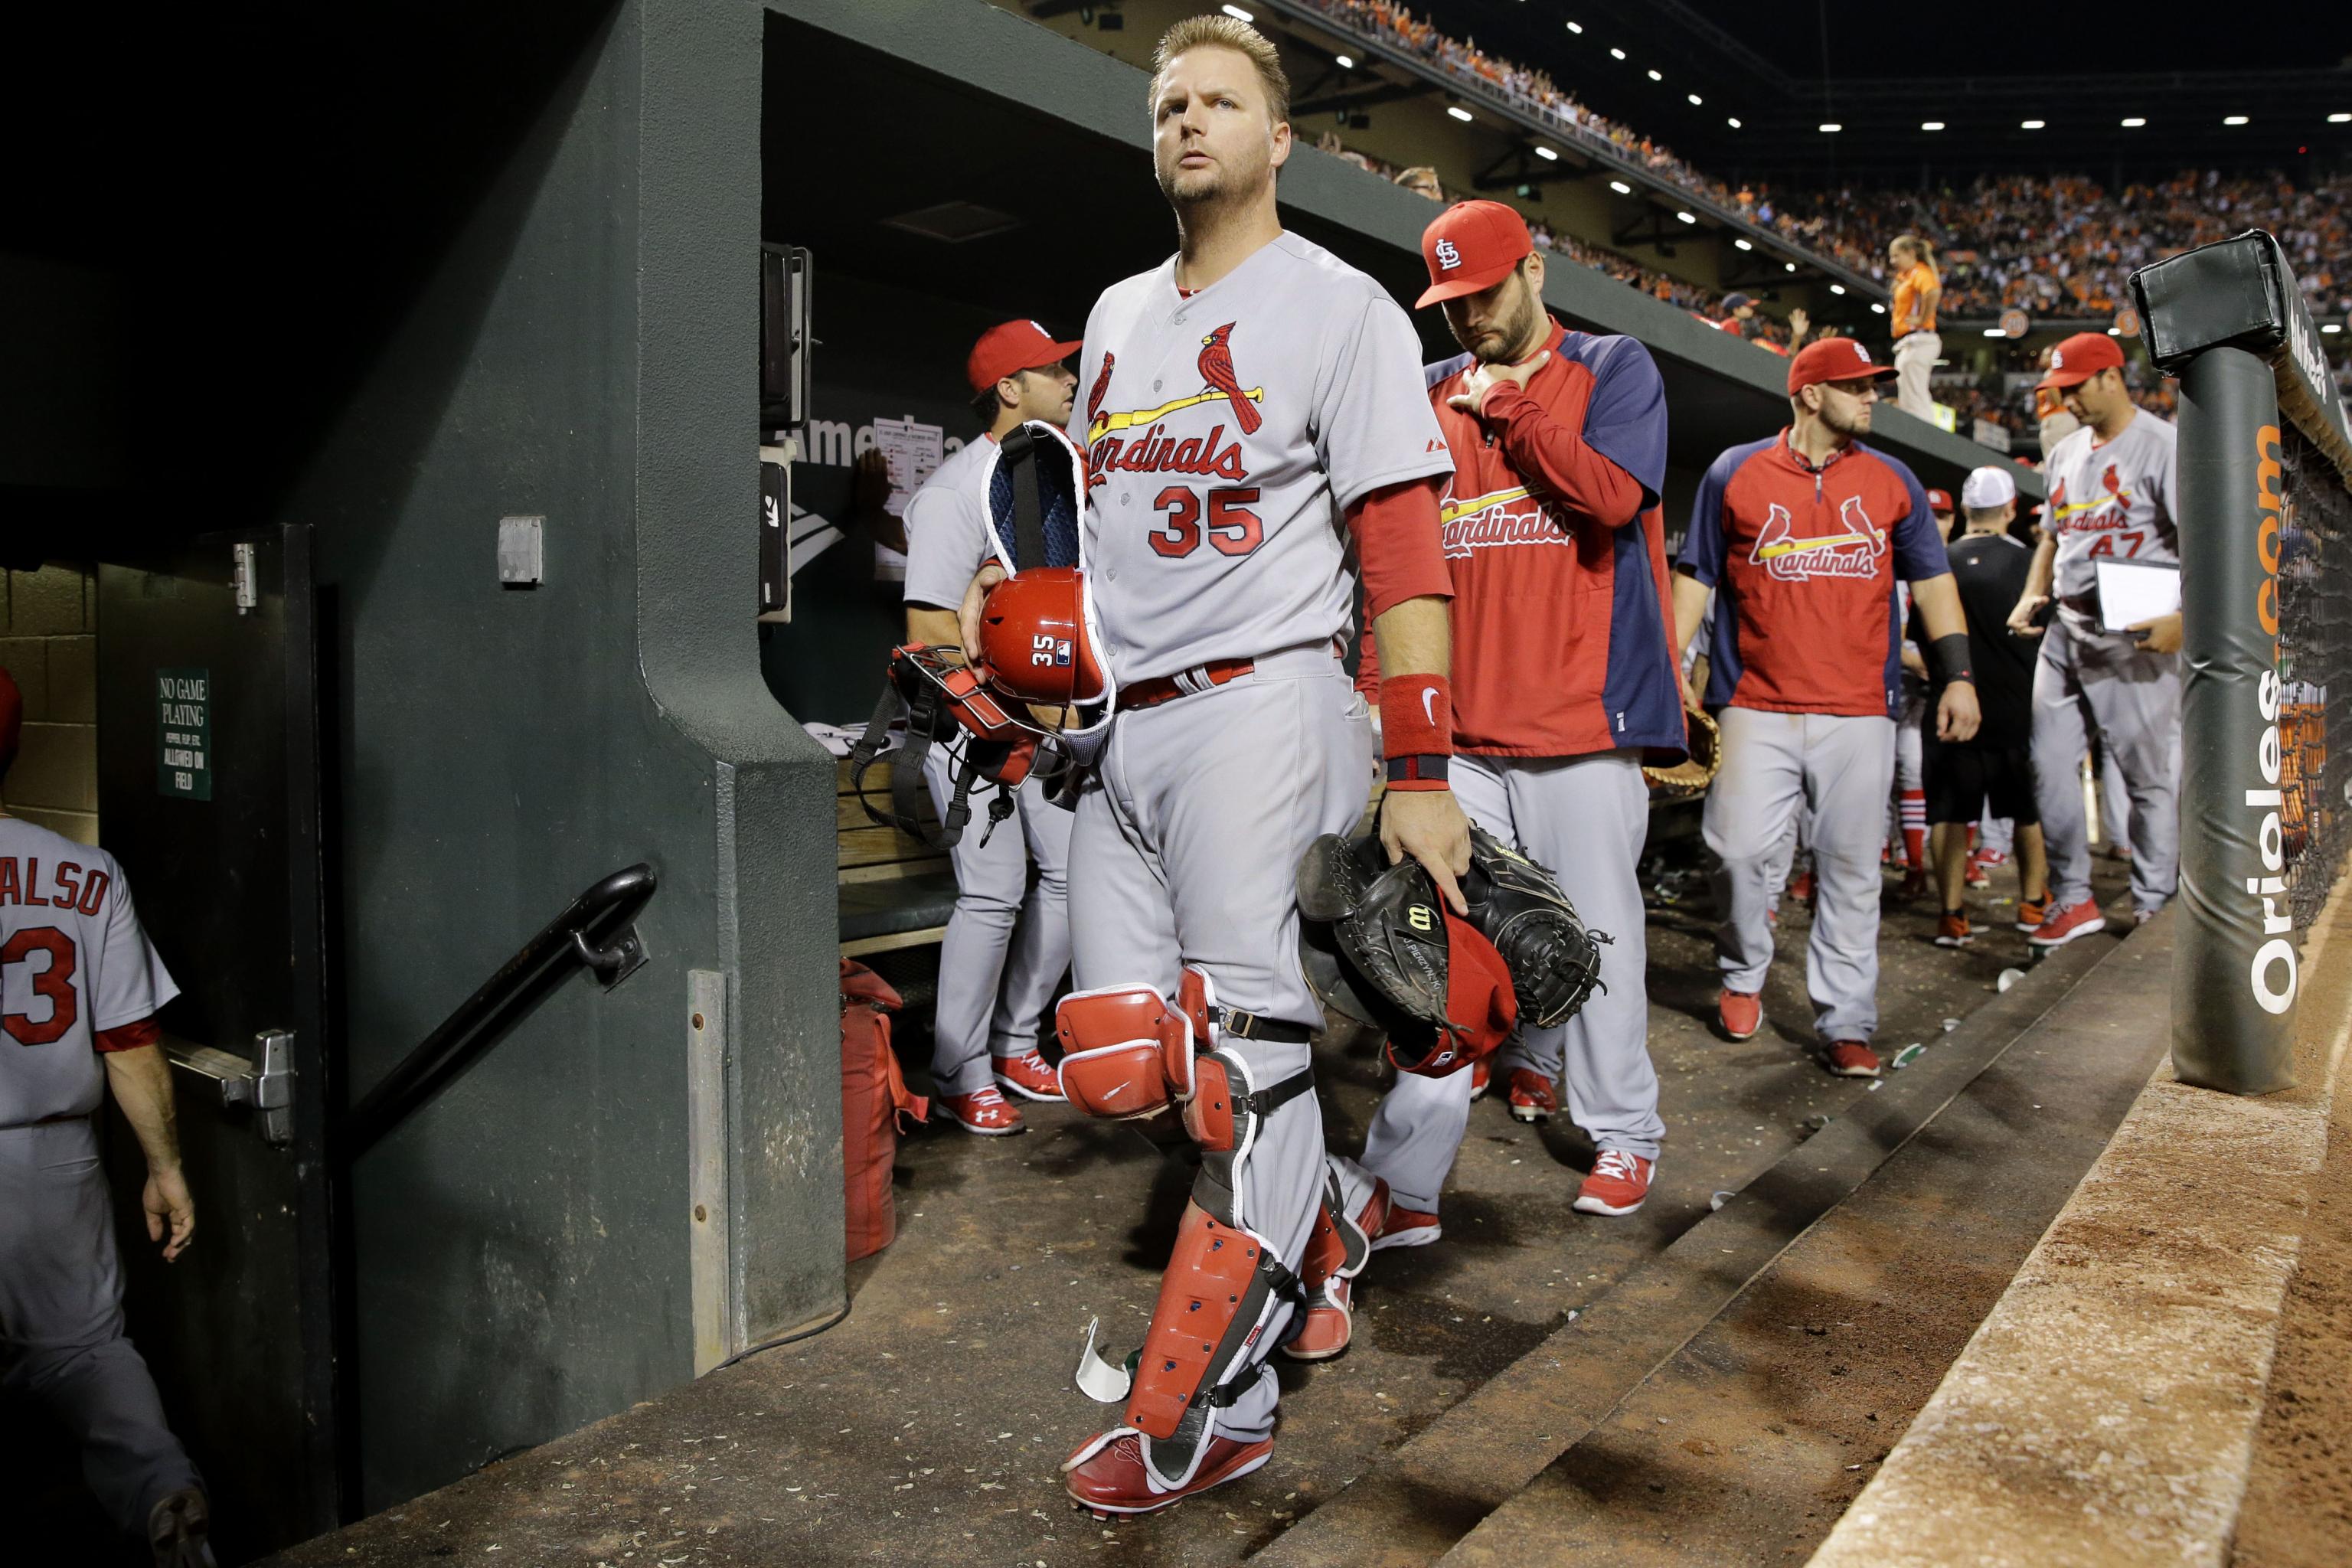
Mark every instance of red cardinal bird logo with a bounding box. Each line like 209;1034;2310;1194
1086;351;1116;430
1197;323;1262;436
2102;462;2121;497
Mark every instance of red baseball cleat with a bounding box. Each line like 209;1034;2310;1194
1573;1149;1655;1216
1283;1177;1390;1361
1934;912;1973;947
936;1085;1024;1135
1370;1202;1441;1253
1507;1069;1557;1123
993;1051;1066;1102
1468;1057;1491;1102
2027;898;2109;951
1825;1040;1882;1078
1062;1429;1273;1517
1788;870;1816;906
1964;854;1991;889
2014;898;2048;932
1718;987;1762;1041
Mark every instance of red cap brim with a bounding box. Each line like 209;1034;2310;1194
2036;367;2095;390
1416;256;1521;308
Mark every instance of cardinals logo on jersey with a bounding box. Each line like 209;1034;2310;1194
1086;324;1266;444
1749;496;1886;582
2050;460;2136;535
1083;324;1263;490
1437;484;1570;558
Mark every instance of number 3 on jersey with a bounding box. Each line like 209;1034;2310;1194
1150;485;1263;559
2;926;79;1046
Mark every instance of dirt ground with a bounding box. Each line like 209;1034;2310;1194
234;838;2122;1568
2233;1018;2352;1564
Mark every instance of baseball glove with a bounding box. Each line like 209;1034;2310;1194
1642;704;1720;798
1460;825;1609;1029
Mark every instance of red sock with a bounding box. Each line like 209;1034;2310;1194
1899;790;1926;871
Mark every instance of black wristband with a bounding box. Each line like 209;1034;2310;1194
1928;632;1974;685
1387;755;1451;786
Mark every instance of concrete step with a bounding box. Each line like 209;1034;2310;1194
1247;918;2151;1568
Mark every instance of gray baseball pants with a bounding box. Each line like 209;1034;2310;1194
1706;707;1897;1044
2030;616;2180;913
1347;751;1663;1213
920;746;1073;1096
1067;645;1371;1444
1;1118;201;1537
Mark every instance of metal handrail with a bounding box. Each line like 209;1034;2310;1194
344;862;658;1159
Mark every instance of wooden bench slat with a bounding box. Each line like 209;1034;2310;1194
839;824;942;868
838;858;950;886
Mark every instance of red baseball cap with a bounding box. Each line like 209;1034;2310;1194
1786;336;1899;394
1416;200;1533;307
2037;332;2125;390
967;319;1080;395
1926;487;1954;513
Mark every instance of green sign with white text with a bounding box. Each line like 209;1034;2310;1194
157;668;212;800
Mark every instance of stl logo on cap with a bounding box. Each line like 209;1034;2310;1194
1854;344;1872;363
2051;348;2064;368
1435;238;1462;272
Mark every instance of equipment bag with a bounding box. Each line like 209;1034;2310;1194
841;959;926;1262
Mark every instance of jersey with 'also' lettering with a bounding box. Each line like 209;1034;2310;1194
1069;233;1454;684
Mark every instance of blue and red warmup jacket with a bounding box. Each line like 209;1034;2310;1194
1416;319;1685;758
1680;431;1949;718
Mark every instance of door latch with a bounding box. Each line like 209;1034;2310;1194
164;1029;295;1147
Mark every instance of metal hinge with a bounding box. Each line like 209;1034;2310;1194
164;1028;295;1146
233;541;259;615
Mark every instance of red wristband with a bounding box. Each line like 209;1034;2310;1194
1380;674;1453;791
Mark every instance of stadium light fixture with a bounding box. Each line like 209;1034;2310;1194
1820;122;1843;132
1566;21;1584;34
1829;283;1846;295
1922;121;1945;131
1534;145;1559;161
2323;322;2343;334
1983;328;2006;337
2121;116;2146;127
1335;54;1354;68
1727;116;1743;129
1785;262;1798;273
1648;69;1663;82
1220;4;1253;21
1610;47;1626;61
1734;238;1753;251
1688;93;1704;106
2224;115;2249;126
1676;211;1697;224
1609;179;1632;194
1870;302;1887;314
2020;119;2045;129
1448;106;1474;122
2331;113;2350;123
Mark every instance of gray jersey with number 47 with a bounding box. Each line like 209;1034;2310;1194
1069;233;1453;685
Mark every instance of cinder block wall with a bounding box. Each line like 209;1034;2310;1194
0;563;98;844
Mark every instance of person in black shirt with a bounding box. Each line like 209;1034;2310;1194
1922;468;2050;946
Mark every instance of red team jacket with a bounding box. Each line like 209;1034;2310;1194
1679;433;1949;717
1423;320;1687;758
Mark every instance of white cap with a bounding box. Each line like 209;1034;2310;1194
1961;465;2017;511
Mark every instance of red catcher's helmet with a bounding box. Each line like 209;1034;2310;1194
977;567;1106;707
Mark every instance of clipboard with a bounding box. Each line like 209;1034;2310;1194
2094;558;2181;635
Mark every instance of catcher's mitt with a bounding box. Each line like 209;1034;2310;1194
1296;825;1609;1045
1642;704;1720;797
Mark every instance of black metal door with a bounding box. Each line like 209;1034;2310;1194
95;525;338;1560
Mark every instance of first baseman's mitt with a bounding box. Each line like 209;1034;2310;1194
1642;704;1720;798
1296;825;1609;1044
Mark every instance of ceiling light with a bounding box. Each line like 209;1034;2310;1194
2121;116;2146;127
1734;238;1753;251
1335;54;1354;68
1534;145;1558;160
1610;47;1626;61
1820;122;1843;132
1727;116;1742;129
2108;327;2122;335
1984;328;2007;337
2225;115;2249;126
1648;69;1663;82
2324;322;2343;333
1566;21;1584;34
1448;106;1473;122
1609;179;1632;194
1688;93;1704;106
2020;119;2045;129
1870;303;1886;314
1785;262;1797;273
1829;283;1846;295
2332;113;2352;124
1922;121;1945;131
1220;4;1253;21
1676;211;1697;224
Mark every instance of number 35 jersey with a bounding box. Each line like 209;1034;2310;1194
2040;412;2178;603
1069;232;1452;684
0;816;179;1127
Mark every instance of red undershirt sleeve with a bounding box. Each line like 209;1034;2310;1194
94;1015;162;1054
1348;475;1453;622
1477;382;1646;529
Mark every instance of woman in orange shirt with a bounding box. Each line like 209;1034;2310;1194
1888;233;1942;419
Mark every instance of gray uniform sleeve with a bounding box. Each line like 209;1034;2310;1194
902;459;993;610
93;861;178;1033
1313;292;1454;511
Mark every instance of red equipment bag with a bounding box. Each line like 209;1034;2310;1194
841;959;926;1261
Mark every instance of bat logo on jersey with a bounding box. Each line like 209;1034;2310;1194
1436;484;1570;557
1749;497;1886;581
